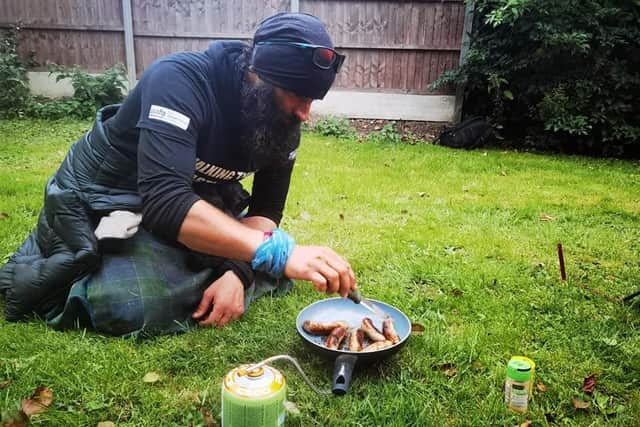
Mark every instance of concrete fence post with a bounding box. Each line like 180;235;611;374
122;0;137;91
453;0;475;123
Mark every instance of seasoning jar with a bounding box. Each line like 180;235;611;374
504;358;532;413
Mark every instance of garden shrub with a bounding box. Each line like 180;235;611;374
313;115;357;139
30;64;127;119
0;27;127;120
433;0;640;157
366;122;404;144
0;27;30;118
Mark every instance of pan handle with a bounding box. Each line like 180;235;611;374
332;354;358;395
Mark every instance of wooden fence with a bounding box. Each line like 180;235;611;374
1;0;471;120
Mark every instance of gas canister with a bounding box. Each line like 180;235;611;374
221;364;287;427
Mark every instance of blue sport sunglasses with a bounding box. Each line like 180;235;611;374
255;41;346;73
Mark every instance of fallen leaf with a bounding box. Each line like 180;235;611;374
539;214;555;221
142;372;161;383
1;411;28;427
339;213;344;220
0;379;12;389
177;390;201;404
200;407;218;427
519;421;532;427
0;213;9;220
571;397;591;410
21;386;53;417
283;400;301;415
536;381;546;393
423;287;443;300
410;323;425;335
444;367;457;377
582;374;596;394
451;288;464;297
401;209;408;214
437;363;458;377
418;192;426;197
471;360;484;370
500;170;507;176
594;392;609;411
97;422;116;427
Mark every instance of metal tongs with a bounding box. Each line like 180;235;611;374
347;289;389;318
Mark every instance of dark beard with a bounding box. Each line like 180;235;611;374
238;77;301;170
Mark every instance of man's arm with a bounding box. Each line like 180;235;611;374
240;215;277;232
177;200;263;261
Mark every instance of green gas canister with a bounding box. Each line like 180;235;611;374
221;355;331;426
221;364;287;427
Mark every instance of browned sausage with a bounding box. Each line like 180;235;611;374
361;340;393;352
347;328;365;352
382;318;400;344
303;320;347;335
361;317;386;342
325;326;347;350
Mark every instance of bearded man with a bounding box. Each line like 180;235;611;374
0;12;355;337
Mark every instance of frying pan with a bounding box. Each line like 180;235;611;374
296;297;411;395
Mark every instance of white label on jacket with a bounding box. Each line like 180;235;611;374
148;105;190;130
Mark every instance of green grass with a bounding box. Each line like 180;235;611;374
1;119;639;426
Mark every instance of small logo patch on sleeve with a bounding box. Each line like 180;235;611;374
148;105;191;130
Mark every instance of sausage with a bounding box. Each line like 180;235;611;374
361;340;394;352
347;328;365;352
382;318;400;344
361;317;386;342
303;320;347;335
325;326;347;350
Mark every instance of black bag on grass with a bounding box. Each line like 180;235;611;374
435;116;491;150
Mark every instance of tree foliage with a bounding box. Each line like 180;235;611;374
434;0;640;157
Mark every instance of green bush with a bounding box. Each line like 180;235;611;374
29;64;127;119
24;96;95;121
0;27;30;118
0;27;127;120
312;115;357;139
366;122;404;144
433;0;640;157
48;64;127;115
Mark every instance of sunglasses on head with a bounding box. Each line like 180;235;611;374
255;41;346;73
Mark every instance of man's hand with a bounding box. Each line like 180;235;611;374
192;270;245;327
284;245;357;297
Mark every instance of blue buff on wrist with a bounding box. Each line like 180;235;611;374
251;229;295;278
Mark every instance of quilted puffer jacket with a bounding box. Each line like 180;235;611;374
0;105;142;321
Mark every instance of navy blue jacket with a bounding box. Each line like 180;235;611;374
0;41;298;321
105;40;298;240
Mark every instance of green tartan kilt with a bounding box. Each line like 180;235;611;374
48;229;292;338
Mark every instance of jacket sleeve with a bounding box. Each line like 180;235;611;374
246;158;296;226
135;61;209;241
137;129;201;241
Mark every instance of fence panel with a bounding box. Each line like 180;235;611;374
0;0;467;107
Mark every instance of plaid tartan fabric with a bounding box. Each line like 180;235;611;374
48;229;292;338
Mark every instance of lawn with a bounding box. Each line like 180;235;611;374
1;119;639;426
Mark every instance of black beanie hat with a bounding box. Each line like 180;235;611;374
251;12;340;100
